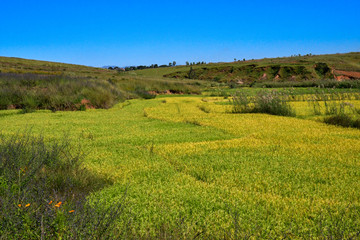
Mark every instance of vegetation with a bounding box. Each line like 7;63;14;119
232;90;295;116
0;59;202;111
1;93;360;238
156;52;360;84
0;133;126;239
324;114;360;129
107;60;178;72
253;79;360;88
1;53;360;238
231;87;360;128
0;73;124;111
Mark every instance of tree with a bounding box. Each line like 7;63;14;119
186;61;189;66
169;62;172;67
188;67;196;79
173;61;176;66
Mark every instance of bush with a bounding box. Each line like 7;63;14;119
134;87;156;99
0;132;126;239
232;90;295;117
231;91;252;113
315;62;332;77
253;90;295;116
254;79;360;89
324;114;360;129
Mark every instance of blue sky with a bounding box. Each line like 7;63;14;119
1;0;359;67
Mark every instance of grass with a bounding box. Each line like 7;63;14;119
1;94;360;238
0;58;204;111
1;53;360;238
230;88;360;129
125;52;360;83
0;132;126;239
231;90;295;116
324;114;360;129
253;79;360;88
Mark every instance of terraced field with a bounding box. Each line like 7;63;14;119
1;95;360;238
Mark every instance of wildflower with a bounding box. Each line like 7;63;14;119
18;204;21;207
25;203;30;208
55;202;62;208
69;210;75;213
48;201;53;205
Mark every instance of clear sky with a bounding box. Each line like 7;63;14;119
1;0;359;67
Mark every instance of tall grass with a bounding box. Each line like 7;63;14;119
232;90;295;116
0;73;125;111
323;114;360;129
0;132;127;239
305;88;360;128
0;73;201;112
231;88;360;129
254;79;360;89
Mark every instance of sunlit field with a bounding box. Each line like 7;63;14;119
1;92;360;238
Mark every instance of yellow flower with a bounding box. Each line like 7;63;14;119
69;210;75;213
25;203;30;208
48;201;53;205
18;204;21;208
55;202;62;208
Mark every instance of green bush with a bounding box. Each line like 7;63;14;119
324;114;360;129
254;79;360;89
253;90;295;116
232;90;295;117
134;87;156;99
0;133;126;239
315;62;331;77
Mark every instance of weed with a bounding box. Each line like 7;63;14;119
198;105;210;113
324;114;360;129
232;90;295;116
0;132;126;239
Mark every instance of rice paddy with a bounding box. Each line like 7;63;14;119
1;92;360;238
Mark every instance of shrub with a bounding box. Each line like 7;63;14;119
0;72;199;112
324;114;360;129
134;87;156;99
315;62;332;77
255;79;360;89
0;132;126;239
20;95;38;113
232;90;295;117
253;90;295;116
231;91;252;113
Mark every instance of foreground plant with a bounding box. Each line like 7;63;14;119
0;132;127;239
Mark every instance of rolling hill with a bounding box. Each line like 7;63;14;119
125;52;360;84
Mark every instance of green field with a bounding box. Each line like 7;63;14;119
1;94;360;238
1;54;360;238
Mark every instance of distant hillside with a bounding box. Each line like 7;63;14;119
0;56;204;95
0;57;203;111
126;52;360;84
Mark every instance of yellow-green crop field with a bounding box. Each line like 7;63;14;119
1;95;360;238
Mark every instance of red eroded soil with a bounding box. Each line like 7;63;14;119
80;98;95;109
333;69;360;80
